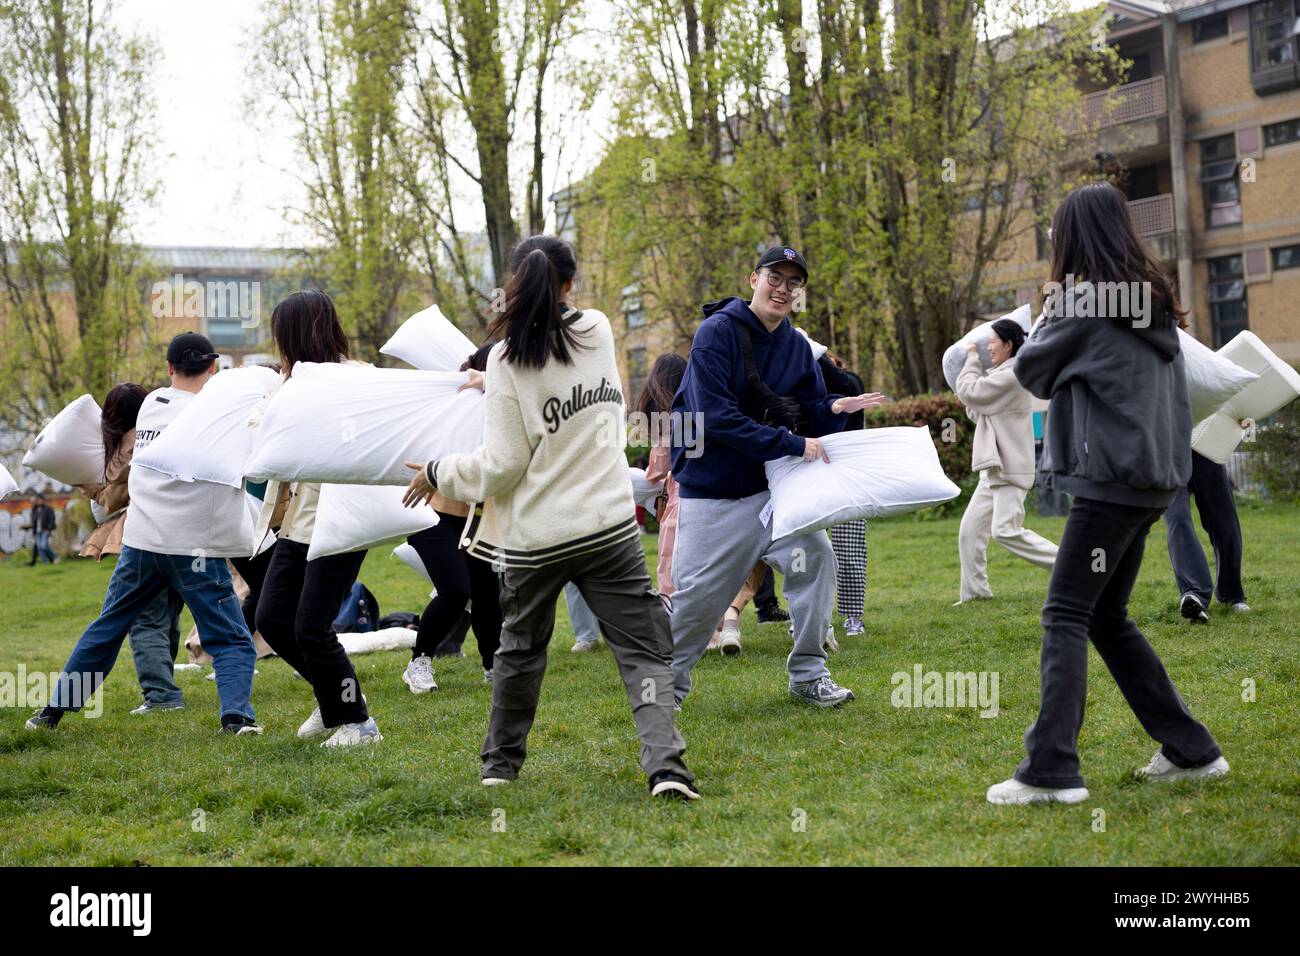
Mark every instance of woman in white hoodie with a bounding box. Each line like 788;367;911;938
954;318;1058;602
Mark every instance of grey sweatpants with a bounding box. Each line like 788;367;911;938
671;490;836;702
482;533;691;784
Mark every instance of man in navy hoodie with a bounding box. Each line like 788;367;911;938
668;246;883;707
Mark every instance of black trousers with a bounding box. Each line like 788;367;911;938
230;545;275;638
1163;451;1246;606
407;514;502;669
754;564;778;610
254;539;369;728
1015;496;1222;789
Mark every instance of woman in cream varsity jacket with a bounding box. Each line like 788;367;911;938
954;318;1058;603
403;235;698;801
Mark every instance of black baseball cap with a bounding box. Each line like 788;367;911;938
755;245;809;281
167;332;219;368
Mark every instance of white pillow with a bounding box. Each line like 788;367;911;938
392;542;433;585
943;304;1033;391
1179;329;1258;424
338;626;418;656
133;366;282;487
764;427;961;539
381;304;479;372
0;462;16;498
629;467;664;513
243;362;486;485
22;394;104;486
1191;331;1300;463
308;483;440;560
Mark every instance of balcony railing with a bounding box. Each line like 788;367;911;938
1128;193;1174;237
1078;75;1167;130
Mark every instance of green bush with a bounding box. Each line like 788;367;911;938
1251;401;1300;503
863;392;978;517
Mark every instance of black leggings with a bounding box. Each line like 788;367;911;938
407;513;502;669
254;539;369;728
230;545;275;638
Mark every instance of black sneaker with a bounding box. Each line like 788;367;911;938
756;604;790;624
220;714;264;736
25;706;63;731
1180;593;1209;624
649;771;701;801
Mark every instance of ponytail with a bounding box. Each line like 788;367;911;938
488;235;587;370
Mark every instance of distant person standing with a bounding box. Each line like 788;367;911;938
1164;449;1251;624
26;494;58;565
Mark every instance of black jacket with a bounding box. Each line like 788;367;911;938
1014;308;1191;508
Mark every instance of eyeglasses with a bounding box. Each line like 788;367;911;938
761;270;805;293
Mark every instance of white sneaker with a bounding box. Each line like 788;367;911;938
402;655;438;694
1230;602;1251;613
823;624;839;653
130;701;184;715
843;617;864;637
482;776;512;786
571;640;598;653
718;621;741;656
986;778;1089;805
1135;750;1229;782
321;717;383;748
297;706;329;740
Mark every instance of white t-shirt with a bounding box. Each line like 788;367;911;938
122;386;257;558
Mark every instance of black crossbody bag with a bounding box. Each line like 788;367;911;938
732;320;807;433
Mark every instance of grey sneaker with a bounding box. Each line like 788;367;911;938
25;707;62;731
571;640;599;653
1230;601;1251;614
483;668;493;684
843;617;865;637
789;675;855;708
130;701;184;716
402;655;438;694
321;717;383;748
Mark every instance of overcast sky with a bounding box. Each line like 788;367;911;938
120;0;1105;250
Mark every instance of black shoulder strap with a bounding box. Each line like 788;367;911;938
732;320;772;398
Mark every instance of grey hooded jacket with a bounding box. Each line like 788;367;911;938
1014;308;1192;509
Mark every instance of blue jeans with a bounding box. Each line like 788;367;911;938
30;530;56;564
51;546;256;720
564;582;601;645
128;588;185;706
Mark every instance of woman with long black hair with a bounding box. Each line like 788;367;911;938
987;182;1227;805
403;235;697;800
252;290;381;747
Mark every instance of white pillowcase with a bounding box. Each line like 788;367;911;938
1179;329;1258;424
307;483;440;560
1192;330;1300;463
381;304;478;372
338;627;418;655
242;362;486;485
0;462;17;498
392;542;433;585
764;427;961;539
133;366;282;487
22;394;104;486
629;467;664;513
943;304;1033;391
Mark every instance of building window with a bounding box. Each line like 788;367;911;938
976;289;1018;318
1199;135;1242;227
1249;0;1300;93
1207;254;1249;346
1273;243;1300;269
620;284;645;329
1193;14;1230;43
1264;117;1300;146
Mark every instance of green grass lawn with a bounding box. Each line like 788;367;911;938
1;503;1296;866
